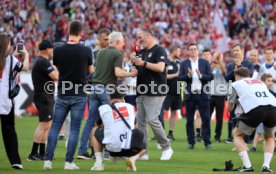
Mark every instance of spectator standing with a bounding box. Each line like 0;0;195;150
28;40;58;161
0;33;29;169
77;28;110;159
208;51;227;142
248;49;265;79
43;20;93;170
262;47;276;93
178;43;214;150
132;29;173;160
164;45;182;141
78;31;137;161
91;28;110;66
224;44;254;143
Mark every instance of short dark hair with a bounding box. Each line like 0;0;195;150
98;28;111;36
110;87;127;99
69;20;83;36
234;67;250;77
187;43;198;50
141;29;154;36
202;49;211;53
261;73;272;82
39;40;53;51
264;47;274;53
232;44;244;50
169;44;180;53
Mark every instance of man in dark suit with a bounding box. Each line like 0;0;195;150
224;44;254;143
179;43;214;150
225;44;254;82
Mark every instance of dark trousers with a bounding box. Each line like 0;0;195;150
0;108;22;165
185;94;211;145
228;108;237;139
210;96;225;139
125;95;136;106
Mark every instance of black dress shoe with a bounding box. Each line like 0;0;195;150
205;144;212;150
188;144;194;150
262;166;273;173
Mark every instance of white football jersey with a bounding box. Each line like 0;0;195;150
231;78;276;114
99;102;135;152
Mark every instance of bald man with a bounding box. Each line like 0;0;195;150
248;49;265;79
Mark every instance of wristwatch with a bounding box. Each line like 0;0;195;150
144;61;147;67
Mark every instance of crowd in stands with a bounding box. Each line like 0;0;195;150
0;0;275;64
46;0;276;59
0;0;43;64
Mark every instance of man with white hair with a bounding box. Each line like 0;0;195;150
79;31;137;162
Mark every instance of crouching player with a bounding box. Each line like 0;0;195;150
90;88;146;171
227;68;276;172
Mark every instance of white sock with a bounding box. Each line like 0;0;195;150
132;154;140;160
95;152;103;165
263;152;273;168
239;151;252;168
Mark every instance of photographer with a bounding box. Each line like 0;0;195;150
0;33;29;169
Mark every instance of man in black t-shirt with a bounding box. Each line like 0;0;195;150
28;40;58;161
53;41;93;96
164;45;182;141
44;21;93;170
132;29;173;161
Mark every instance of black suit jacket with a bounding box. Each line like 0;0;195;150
225;60;254;82
179;58;214;101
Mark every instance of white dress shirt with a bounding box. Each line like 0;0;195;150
190;58;202;92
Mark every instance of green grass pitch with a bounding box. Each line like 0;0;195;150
0;116;273;173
